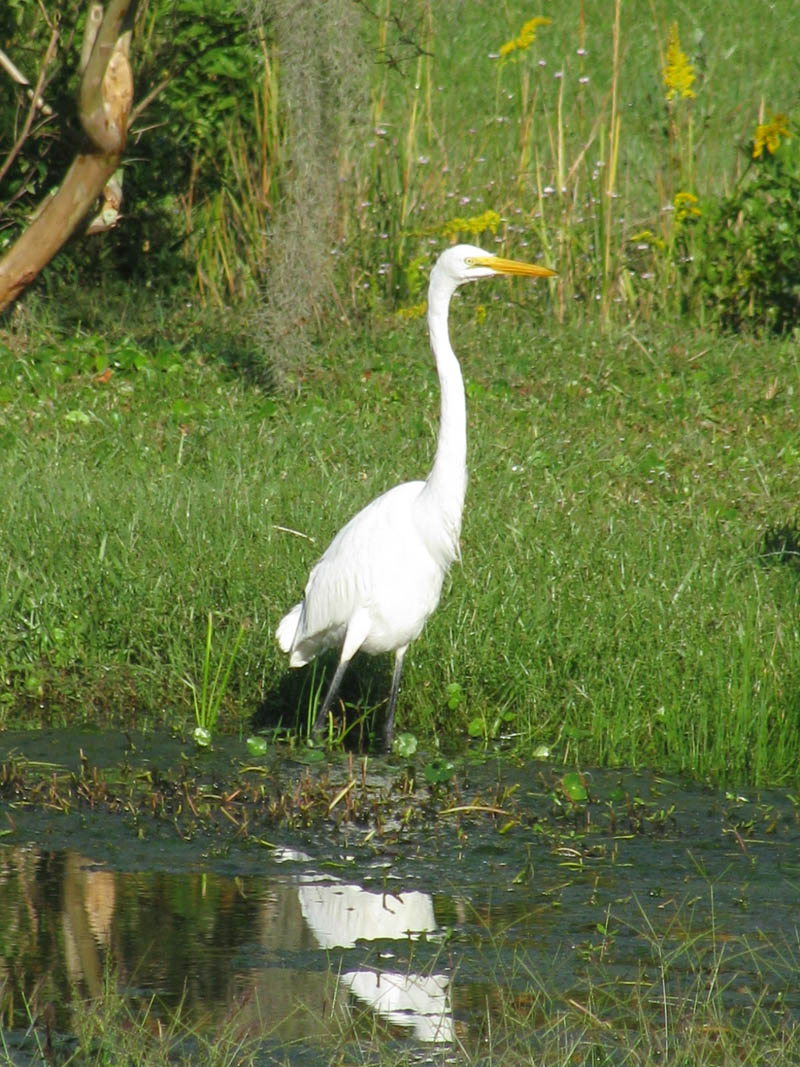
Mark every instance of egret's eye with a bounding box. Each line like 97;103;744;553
464;258;476;267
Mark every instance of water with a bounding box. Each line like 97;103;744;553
1;729;799;1061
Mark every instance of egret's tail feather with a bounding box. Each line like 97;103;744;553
276;602;303;655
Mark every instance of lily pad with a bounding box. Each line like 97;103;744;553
562;771;588;803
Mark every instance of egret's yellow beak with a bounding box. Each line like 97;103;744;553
471;255;557;278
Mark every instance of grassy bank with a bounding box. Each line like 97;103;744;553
2;0;800;782
1;308;798;784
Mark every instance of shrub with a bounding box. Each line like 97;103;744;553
687;112;800;333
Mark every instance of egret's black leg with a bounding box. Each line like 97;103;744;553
383;645;408;750
312;656;350;735
312;613;371;739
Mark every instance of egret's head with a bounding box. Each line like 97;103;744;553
433;243;557;288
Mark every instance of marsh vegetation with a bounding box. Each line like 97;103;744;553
2;0;800;1061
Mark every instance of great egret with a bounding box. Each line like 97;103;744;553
277;243;556;747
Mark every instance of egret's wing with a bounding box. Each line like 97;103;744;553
290;481;437;661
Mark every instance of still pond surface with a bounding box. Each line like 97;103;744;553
1;729;799;1062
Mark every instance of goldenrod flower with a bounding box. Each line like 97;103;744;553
629;229;666;252
752;112;790;159
663;22;695;101
440;209;502;239
498;16;551;60
674;191;701;222
395;301;427;321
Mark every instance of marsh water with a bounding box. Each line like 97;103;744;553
1;729;799;1062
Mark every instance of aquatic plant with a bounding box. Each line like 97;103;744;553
187;612;245;746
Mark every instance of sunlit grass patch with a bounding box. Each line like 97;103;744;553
1;311;799;782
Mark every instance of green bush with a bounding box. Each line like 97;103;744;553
688;112;800;332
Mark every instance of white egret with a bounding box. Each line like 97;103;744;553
276;243;556;747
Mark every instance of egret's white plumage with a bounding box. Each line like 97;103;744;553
277;243;555;747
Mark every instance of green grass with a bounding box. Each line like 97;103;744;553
186;610;246;746
1;308;798;784
442;314;800;783
0;973;264;1066
96;0;799;333
343;0;800;325
2;0;800;782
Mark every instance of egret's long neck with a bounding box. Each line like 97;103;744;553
422;274;467;559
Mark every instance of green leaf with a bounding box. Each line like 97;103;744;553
445;682;463;710
193;725;212;747
297;747;327;765
392;732;418;757
246;735;268;757
423;756;455;785
562;771;588;803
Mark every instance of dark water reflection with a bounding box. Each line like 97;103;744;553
2;748;800;1060
2;845;453;1049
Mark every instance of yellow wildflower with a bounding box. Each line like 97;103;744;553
629;229;666;252
663;22;695;101
474;304;487;325
395;301;427;321
499;16;551;60
752;112;790;159
440;209;502;239
674;191;701;222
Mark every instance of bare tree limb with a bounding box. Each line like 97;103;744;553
79;0;135;154
0;0;139;313
80;4;104;74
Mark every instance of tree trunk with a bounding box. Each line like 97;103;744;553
0;0;137;314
